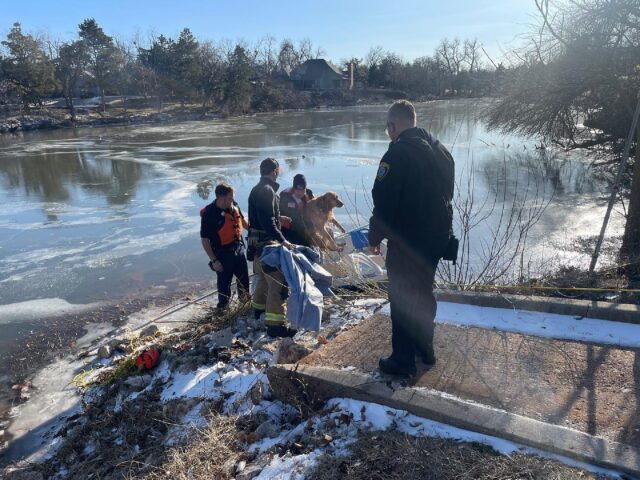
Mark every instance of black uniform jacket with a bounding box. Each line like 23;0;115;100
369;127;455;260
248;176;286;243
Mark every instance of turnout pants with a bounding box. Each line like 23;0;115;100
252;257;288;326
386;246;440;366
215;246;250;309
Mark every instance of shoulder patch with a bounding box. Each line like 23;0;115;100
376;162;390;181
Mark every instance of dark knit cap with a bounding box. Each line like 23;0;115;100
260;158;279;176
293;173;307;189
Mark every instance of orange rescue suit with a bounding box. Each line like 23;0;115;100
218;206;244;246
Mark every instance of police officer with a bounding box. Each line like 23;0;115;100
247;158;297;338
369;100;455;376
200;183;250;311
279;173;314;246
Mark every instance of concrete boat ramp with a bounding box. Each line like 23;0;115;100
268;293;640;477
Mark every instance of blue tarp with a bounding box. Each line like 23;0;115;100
260;245;334;331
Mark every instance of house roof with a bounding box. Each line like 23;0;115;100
290;59;345;81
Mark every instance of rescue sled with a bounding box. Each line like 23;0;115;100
322;226;388;287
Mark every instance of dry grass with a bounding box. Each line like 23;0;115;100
307;431;603;480
139;415;242;480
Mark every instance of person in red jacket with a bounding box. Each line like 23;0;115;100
279;173;314;246
200;183;250;310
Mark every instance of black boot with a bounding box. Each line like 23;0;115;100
378;356;416;377
417;348;436;366
254;308;265;320
267;324;298;338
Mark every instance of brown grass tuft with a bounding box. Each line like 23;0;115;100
139;415;242;480
307;430;603;480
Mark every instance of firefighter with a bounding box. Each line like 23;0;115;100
369;100;455;376
279;173;314;246
247;158;297;338
200;182;250;311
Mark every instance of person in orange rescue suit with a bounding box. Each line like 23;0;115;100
200;182;250;310
247;158;297;338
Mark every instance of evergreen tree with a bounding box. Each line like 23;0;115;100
1;23;56;108
172;28;200;105
56;40;88;120
223;45;252;113
78;18;121;112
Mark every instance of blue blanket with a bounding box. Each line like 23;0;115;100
260;245;333;331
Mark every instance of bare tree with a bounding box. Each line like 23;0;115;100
298;38;314;63
435;38;464;94
484;0;640;269
365;46;385;70
438;154;550;287
256;35;277;77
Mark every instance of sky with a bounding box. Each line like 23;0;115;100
1;0;538;64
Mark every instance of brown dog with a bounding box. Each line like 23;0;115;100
304;192;347;251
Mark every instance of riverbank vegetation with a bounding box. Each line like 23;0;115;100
0;18;502;128
485;0;640;273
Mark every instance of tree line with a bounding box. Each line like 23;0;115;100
0;19;503;119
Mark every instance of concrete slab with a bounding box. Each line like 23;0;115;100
268;312;640;476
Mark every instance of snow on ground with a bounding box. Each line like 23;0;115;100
254;450;324;480
247;395;621;479
7;295;630;478
0;298;104;324
379;300;640;348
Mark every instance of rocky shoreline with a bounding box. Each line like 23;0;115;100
0;111;219;135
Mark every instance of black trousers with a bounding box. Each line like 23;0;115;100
216;246;250;309
386;245;439;366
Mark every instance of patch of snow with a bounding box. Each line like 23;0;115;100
83;386;105;405
127;360;172;401
160;363;224;402
164;402;209;447
220;368;268;413
255;450;323;480
0;298;104;324
325;398;622;479
379;301;640;348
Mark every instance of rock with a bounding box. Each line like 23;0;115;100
109;338;130;351
246;316;263;330
209;327;235;348
98;345;112;359
274;338;311;364
139;324;159;338
124;374;152;388
237;465;262;480
322;434;333;444
249;381;264;405
234;319;247;332
235;460;247;473
254;420;279;440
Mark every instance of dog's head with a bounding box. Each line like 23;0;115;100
321;191;344;209
316;192;344;212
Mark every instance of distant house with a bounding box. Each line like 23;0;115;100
290;59;348;91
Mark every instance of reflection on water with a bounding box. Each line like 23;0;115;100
0;100;622;309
